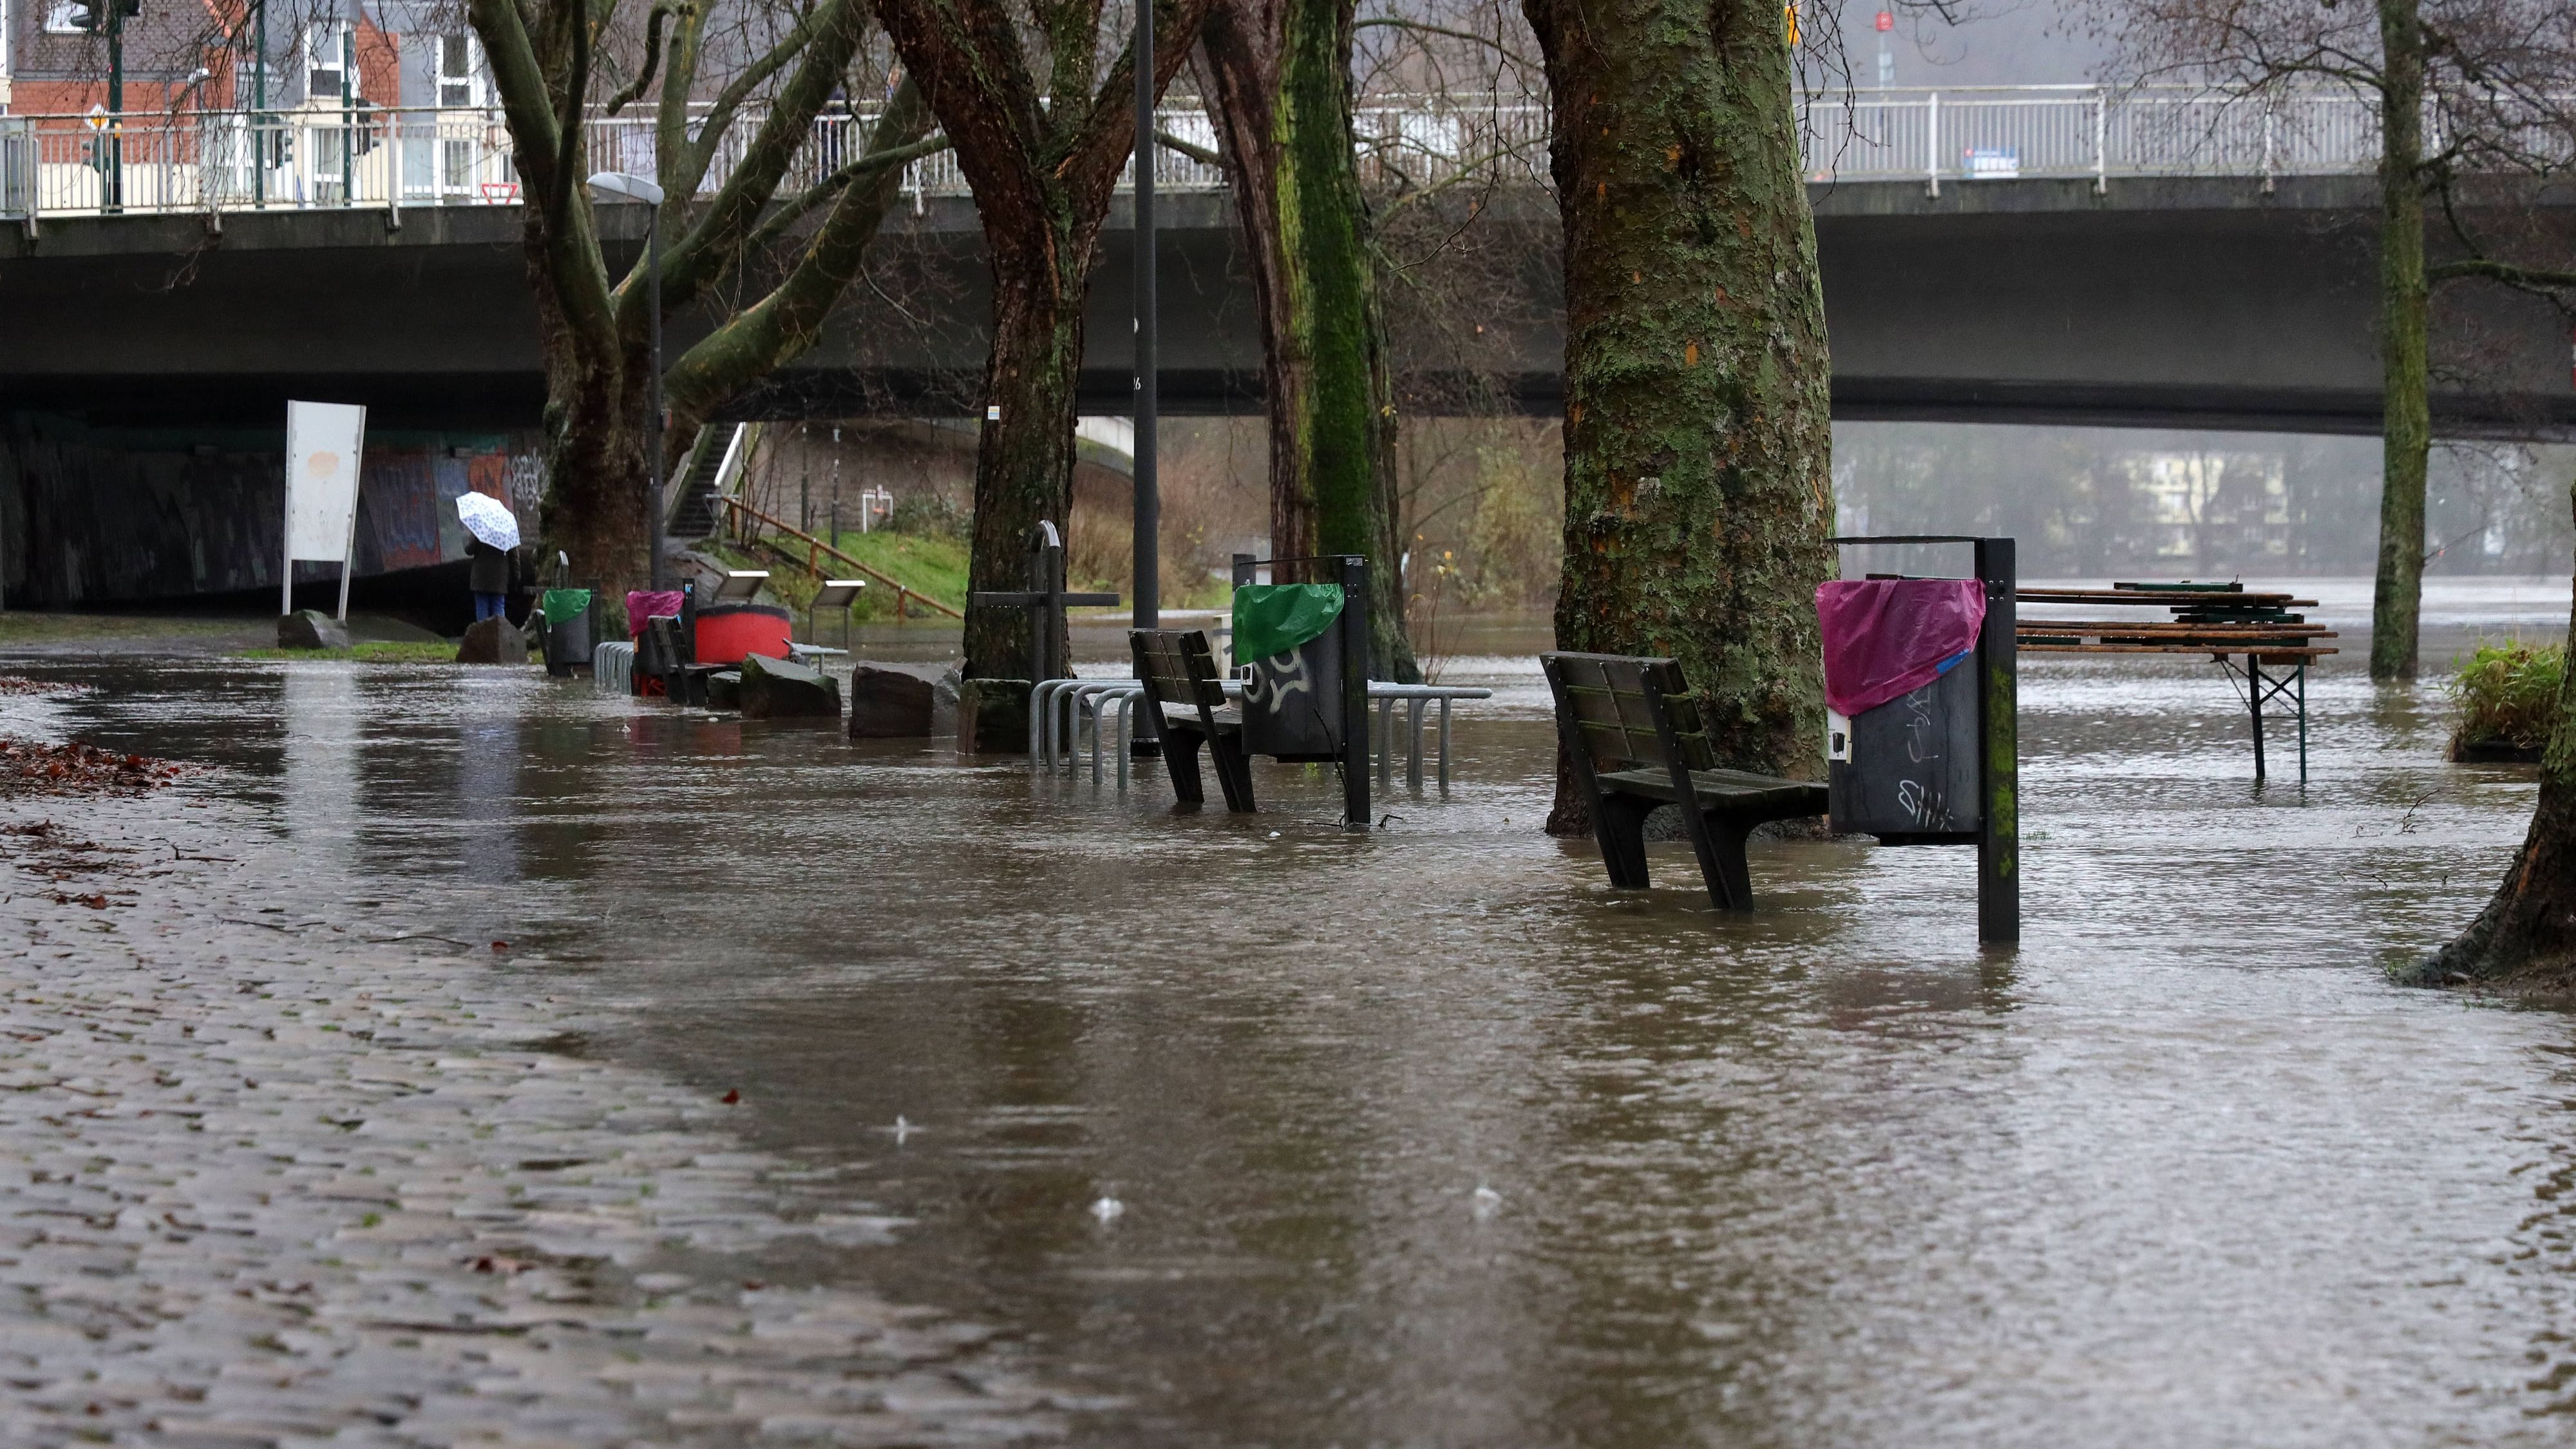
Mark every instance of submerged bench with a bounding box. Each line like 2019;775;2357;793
1541;652;1828;911
1131;629;1257;812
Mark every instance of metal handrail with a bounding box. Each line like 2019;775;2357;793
719;494;965;620
14;84;2544;222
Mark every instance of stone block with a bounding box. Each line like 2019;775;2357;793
704;669;743;712
959;678;1031;754
276;609;349;650
455;615;528;665
848;667;936;737
740;653;842;720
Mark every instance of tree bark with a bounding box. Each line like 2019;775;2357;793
1522;0;1835;833
875;0;1213;681
1200;0;1415;679
2412;475;2576;989
2370;0;2430;681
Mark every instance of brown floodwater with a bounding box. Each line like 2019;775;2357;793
21;573;2576;1447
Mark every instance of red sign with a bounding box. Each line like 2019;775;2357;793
1875;10;1893;30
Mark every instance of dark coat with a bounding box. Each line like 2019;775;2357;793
466;538;511;595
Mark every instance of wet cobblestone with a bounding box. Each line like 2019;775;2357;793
0;787;1068;1447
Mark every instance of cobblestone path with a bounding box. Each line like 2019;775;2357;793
0;786;1069;1447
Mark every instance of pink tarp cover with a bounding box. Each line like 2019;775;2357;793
626;589;685;640
1815;578;1987;718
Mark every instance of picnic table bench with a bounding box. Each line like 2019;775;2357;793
1541;652;1828;911
1130;629;1257;812
2014;581;2338;781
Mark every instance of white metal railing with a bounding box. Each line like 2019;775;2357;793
0;85;2473;223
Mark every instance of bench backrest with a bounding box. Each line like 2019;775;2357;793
1540;652;1717;775
1130;629;1229;714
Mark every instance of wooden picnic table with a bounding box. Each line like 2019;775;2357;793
2012;580;2339;781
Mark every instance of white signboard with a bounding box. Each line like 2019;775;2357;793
283;401;367;618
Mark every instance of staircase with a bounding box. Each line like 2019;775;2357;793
665;422;755;541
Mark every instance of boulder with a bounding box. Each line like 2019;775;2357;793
277;609;350;650
455;614;529;665
958;677;1032;754
739;652;842;720
848;666;936;737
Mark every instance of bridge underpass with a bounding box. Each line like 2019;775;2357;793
2;172;2571;610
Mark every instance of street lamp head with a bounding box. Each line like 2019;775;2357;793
585;171;665;206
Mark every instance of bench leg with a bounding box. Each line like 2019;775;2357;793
1209;733;1258;813
1687;811;1757;912
1591;793;1655;890
1159;726;1208;805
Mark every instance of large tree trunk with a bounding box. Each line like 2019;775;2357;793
2412;475;2576;988
1522;0;1835;833
961;227;1092;679
2370;0;2430;682
1200;0;1414;679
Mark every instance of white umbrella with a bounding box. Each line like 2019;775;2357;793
455;491;521;551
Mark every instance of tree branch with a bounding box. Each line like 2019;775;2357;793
740;132;953;258
1154;127;1219;167
1354;15;1531;63
603;0;676;115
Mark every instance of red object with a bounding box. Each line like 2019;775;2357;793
1815;579;1986;718
1875;9;1893;29
692;603;793;665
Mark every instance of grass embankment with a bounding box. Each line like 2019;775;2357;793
234;641;472;664
2449;641;2564;755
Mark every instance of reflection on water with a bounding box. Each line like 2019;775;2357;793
31;578;2576;1447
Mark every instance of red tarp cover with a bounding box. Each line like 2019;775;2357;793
626;589;685;641
1815;578;1987;718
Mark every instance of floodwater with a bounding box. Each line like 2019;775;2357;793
23;573;2576;1447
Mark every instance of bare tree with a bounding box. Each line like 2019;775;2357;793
869;0;1211;681
2098;0;2576;679
465;0;944;595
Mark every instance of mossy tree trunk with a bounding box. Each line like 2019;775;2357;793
1521;0;1835;831
2416;475;2576;987
2369;0;2431;681
875;0;1214;681
1199;0;1414;679
469;0;931;603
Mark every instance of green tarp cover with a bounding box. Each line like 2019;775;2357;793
540;588;594;626
1232;583;1343;663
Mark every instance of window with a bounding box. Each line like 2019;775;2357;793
437;33;482;108
307;23;347;102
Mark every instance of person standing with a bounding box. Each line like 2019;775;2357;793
466;535;511;623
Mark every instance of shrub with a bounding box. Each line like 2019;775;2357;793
2448;641;2565;750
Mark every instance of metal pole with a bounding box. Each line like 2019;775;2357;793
1130;0;1159;634
253;0;266;207
106;8;124;212
1340;554;1370;831
339;24;352;204
1973;536;2018;943
647;208;665;589
2248;656;2268;781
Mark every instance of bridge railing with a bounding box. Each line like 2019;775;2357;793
0;85;2471;223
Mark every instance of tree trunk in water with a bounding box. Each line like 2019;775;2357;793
523;215;652;600
1522;0;1835;833
2412;475;2576;987
1201;0;1414;679
2371;0;2430;682
962;229;1090;680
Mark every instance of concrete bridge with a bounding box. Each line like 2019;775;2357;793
4;173;2571;439
3;86;2571;438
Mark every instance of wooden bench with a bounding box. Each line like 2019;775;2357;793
1131;629;1256;812
1541;652;1829;911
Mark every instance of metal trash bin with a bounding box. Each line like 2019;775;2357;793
1234;582;1349;762
1826;660;1981;840
540;588;594;677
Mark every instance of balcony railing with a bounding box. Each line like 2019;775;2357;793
0;85;2466;223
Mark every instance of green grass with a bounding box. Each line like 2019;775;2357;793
2448;640;2565;750
234;641;480;664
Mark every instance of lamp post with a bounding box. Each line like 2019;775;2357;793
1131;0;1158;634
587;170;668;589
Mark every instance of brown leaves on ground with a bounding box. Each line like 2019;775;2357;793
0;739;191;796
0;676;91;696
